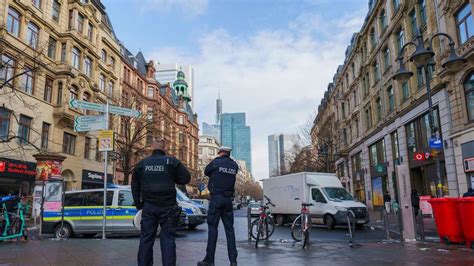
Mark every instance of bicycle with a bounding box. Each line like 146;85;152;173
290;198;313;249
0;196;28;241
251;195;275;248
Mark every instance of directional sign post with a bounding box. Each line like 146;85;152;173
74;115;107;132
109;105;141;117
70;99;105;112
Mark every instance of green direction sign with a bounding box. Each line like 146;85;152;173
109;105;141;118
70;99;105;112
74;115;107;132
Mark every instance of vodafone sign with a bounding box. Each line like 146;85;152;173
414;152;431;161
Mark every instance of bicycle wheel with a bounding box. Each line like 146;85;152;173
250;219;260;240
266;216;275;238
291;215;303;242
255;221;262;248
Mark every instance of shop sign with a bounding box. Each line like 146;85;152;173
429;137;443;149
375;163;386;173
82;170;113;183
36;160;62;181
0;158;36;179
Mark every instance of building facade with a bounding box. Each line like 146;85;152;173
0;0;199;195
311;0;474;212
268;133;300;177
221;112;252;173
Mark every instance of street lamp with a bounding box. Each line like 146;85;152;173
392;33;466;197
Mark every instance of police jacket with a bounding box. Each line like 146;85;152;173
205;155;239;197
131;150;190;208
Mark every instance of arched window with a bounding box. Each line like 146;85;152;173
69;85;79;101
379;9;387;33
101;49;107;62
7;8;21;37
27;22;39;49
72;47;80;69
464;72;474;122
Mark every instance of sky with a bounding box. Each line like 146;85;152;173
102;0;369;181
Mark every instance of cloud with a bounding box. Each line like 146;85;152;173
149;11;366;181
140;0;208;16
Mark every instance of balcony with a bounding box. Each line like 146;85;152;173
53;102;81;129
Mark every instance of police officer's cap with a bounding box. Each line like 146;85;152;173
218;146;232;153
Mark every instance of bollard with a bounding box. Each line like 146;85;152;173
347;210;356;247
418;209;425;241
383;208;390;240
247;206;251;241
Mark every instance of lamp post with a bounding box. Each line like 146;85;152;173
392;33;466;197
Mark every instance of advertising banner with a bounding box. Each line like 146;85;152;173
44;181;63;212
36;160;62;181
419;195;433;216
372;176;384;206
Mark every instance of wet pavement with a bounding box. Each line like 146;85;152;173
1;236;474;265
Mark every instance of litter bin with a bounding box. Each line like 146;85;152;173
456;198;474;248
428;198;464;244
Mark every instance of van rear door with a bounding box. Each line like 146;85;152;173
80;191;114;232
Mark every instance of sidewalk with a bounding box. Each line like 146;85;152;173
1;237;473;265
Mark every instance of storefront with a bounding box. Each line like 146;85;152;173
351;152;366;204
81;170;113;189
0;157;36;196
461;141;474;190
369;139;388;209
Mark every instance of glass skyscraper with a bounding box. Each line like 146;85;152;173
221;113;252;173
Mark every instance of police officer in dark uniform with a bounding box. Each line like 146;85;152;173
132;139;190;266
198;147;239;266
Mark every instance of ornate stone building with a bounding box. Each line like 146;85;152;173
311;0;474;213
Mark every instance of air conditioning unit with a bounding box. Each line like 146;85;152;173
464;158;474;173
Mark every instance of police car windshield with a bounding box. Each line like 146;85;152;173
176;188;191;202
322;188;353;201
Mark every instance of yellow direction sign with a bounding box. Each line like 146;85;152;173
98;130;114;152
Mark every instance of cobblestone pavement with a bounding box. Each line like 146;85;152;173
1;237;474;265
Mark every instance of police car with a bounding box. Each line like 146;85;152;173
40;186;200;238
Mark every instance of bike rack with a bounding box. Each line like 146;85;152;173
346;210;356;247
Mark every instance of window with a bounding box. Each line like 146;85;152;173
32;0;41;8
393;0;400;11
417;68;425;89
355;118;359;138
396;29;405;56
456;3;474;44
373;61;380;83
72;47;80;69
44;78;53;103
68;10;73;30
77;13;84;33
464;72;474;122
409;10;418;38
379;10;387;33
401;81;410;101
84;191;113;206
95;139;102;162
363;75;369;96
376;97;382;122
353;90;357;106
147;87;154;98
41;122;50;149
351;63;355;79
87;23;93;41
69;86;78;101
341;102;346;119
52;0;61;22
383;47;391;70
101;49;107;63
57;82;63;105
26;22;39;49
47;37;57;59
22;66;34;94
365;106;372;129
118;191;134;206
18;115;32;144
83;92;91;114
311;188;326;203
419;0;427;26
387;86;394;113
110;57;115;68
84;57;92;77
370;28;377;49
391;131;400;160
0;55;15;84
99;74;106;91
63;132;76;155
108;81;114;95
60;42;66;63
7;8;20;37
84;137;91;159
64;193;84;206
0;108;11;140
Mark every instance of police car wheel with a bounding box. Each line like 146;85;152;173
54;223;72;239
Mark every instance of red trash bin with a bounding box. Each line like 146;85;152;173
428;198;464;244
456;198;474;248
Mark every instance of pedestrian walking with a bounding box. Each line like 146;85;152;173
463;188;474;197
411;189;420;216
132;139;191;266
198;147;239;266
383;191;392;213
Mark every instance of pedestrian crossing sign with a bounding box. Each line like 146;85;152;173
98;130;114;151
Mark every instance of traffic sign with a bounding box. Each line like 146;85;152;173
70;99;105;112
429;137;443;149
98;130;114;151
74;115;107;132
109;105;141;118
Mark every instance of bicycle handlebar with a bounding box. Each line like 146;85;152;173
264;195;275;207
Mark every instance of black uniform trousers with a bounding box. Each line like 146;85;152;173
204;194;237;264
138;202;178;266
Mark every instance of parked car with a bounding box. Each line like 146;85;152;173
191;199;209;210
176;189;207;230
233;200;242;210
249;202;261;216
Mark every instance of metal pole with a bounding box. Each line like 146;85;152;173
102;100;109;240
60;180;66;238
384;208;390;240
423;65;443;198
39;180;45;237
419;209;425;241
247;206;251;241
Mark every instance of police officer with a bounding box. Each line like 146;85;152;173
132;139;190;266
198;147;239;266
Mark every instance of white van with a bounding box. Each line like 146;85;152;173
263;172;369;229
